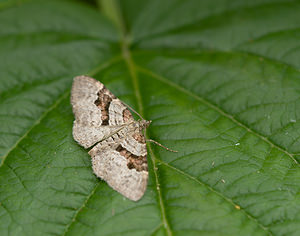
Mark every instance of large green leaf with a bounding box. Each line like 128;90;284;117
0;0;300;235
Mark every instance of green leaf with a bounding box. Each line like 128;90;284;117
1;0;300;235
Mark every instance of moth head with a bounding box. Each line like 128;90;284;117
139;119;152;129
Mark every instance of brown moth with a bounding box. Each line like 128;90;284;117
71;75;150;201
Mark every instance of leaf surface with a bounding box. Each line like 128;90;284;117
0;0;300;235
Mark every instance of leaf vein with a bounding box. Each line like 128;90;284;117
62;182;100;236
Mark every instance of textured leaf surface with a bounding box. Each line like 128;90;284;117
0;0;300;235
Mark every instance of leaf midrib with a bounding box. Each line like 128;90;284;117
114;1;173;234
122;49;173;235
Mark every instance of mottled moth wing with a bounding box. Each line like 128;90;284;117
71;75;148;201
89;128;148;201
71;76;117;148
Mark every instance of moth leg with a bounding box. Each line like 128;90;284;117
146;139;178;152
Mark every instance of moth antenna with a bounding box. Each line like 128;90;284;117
146;139;178;153
121;101;145;120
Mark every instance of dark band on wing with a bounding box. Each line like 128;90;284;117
123;108;133;123
116;145;147;171
94;87;114;125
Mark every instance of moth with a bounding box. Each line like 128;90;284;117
71;75;176;201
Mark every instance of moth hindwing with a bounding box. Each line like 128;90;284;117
71;75;150;201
